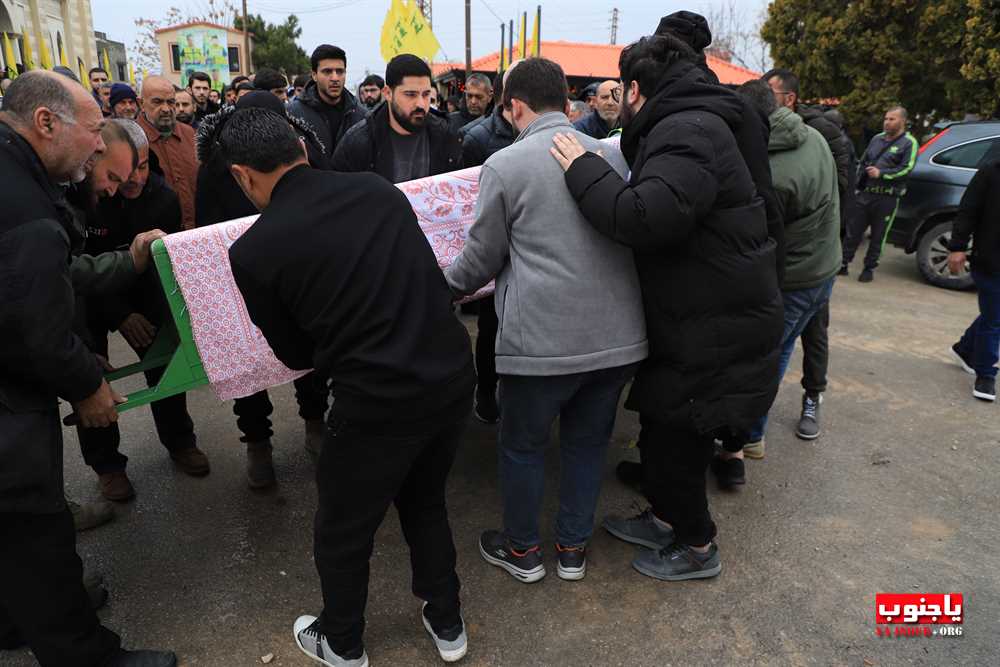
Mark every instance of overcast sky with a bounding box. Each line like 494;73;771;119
92;0;768;86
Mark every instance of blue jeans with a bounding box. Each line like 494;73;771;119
956;270;1000;379
498;363;637;549
749;276;836;442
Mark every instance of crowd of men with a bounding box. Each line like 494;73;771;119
3;7;998;667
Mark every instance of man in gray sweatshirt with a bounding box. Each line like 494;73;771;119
445;58;647;584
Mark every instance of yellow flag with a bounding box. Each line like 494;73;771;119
79;58;90;89
3;33;18;79
380;0;440;63
129;62;136;87
21;31;35;70
518;13;527;59
531;8;540;57
39;34;53;70
58;41;69;68
102;49;112;77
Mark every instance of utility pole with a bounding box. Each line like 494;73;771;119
464;0;471;75
242;0;252;73
610;7;619;45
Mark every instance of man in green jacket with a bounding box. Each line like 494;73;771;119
716;80;842;486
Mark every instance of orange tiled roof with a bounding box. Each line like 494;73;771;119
432;40;760;85
155;21;250;35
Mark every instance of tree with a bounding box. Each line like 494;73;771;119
233;14;310;77
761;0;1000;132
704;1;773;74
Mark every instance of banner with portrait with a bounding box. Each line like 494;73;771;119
178;26;231;91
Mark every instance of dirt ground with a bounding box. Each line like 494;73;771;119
4;246;998;667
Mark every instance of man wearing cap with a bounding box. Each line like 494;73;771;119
109;83;139;120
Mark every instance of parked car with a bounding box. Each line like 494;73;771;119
887;120;1000;289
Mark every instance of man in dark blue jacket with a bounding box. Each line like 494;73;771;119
572;79;620;139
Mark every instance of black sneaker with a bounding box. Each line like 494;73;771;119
838;264;849;276
632;542;721;581
473;388;499;424
950;343;976;375
710;455;745;490
106;650;178;667
796;393;822;440
859;268;874;283
555;544;587;581
478;530;545;583
615;460;642;493
974;376;996;402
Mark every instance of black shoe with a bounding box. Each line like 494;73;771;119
859;268;874;283
838;264;849;276
83;570;108;610
106;649;178;667
974;376;996;402
710;455;745;490
615;460;642;493
555;543;587;581
950;343;976;375
473;388;499;424
796;393;822;440
478;530;545;583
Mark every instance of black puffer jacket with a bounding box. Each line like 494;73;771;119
564;60;783;434
460;106;514;168
799;105;851;196
332;101;462;182
287;81;367;158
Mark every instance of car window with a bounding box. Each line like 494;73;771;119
933;137;1000;169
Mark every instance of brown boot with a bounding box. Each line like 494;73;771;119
246;440;276;489
98;472;136;502
170;446;211;476
304;419;324;461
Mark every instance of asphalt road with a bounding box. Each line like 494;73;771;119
4;246;998;667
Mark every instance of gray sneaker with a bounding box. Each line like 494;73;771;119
603;507;675;550
632;542;721;581
293;615;369;667
421;602;467;662
68;498;115;532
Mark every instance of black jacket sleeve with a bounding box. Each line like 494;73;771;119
229;253;314;371
0;219;103;403
331;123;368;173
949;166;988;251
564;120;717;249
807;115;851;193
461;129;487;169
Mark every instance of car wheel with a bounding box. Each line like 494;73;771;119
916;221;973;290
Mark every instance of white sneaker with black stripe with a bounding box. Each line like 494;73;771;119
421;602;468;662
293;615;369;667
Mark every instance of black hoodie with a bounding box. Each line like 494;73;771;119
564;59;783;435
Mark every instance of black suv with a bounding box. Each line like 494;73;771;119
887;121;1000;289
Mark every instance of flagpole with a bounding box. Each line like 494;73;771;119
499;23;505;72
508;19;513;67
536;5;541;57
464;0;471;76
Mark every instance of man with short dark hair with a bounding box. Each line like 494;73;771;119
187;71;219;125
448;57;647;584
223;84;237;106
109;82;139;120
254;67;288;101
97;81;113;117
139;76;201;236
0;69;176;667
552;34;782;582
841;105;918;282
88;66;109;111
207;106;475;667
287;44;366;158
174;88;196;126
292;73;309;100
333;54;461;182
572;79;619;139
448;72;492;132
358;73;384;109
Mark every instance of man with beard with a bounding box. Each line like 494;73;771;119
288;44;367;159
448;72;493;133
138;76;200;231
358;73;384;109
333;54;461;183
88;67;110;114
109;83;139;120
551;34;782;581
572;80;619;139
73;119;203;502
0;70;176;667
211;107;475;667
187;71;219;126
174;89;196;127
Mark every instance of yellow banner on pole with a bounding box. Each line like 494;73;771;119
129;62;136;87
103;49;112;77
21;31;35;70
380;0;440;63
58;41;69;68
39;33;54;69
3;33;18;79
79;58;90;89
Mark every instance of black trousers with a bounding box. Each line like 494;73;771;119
77;335;196;474
843;191;900;270
232;373;329;443
638;416;717;546
0;509;120;666
475;296;498;396
800;300;830;395
314;399;470;654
